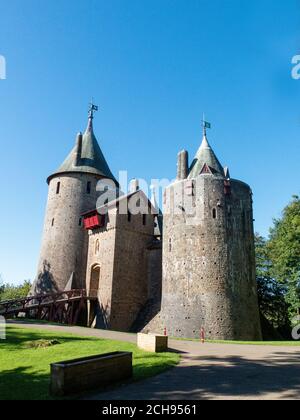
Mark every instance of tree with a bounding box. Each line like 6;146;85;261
0;280;32;302
255;235;290;334
268;196;300;318
0;274;4;297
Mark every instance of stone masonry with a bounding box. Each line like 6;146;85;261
146;131;262;340
86;191;160;332
33;108;262;341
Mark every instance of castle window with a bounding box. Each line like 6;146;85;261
242;210;247;231
169;238;172;252
56;182;60;194
212;208;217;219
87;181;91;194
128;211;132;223
143;214;147;226
95;239;100;255
51;218;55;227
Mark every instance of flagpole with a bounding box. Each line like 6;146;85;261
202;113;206;137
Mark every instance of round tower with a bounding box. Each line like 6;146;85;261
159;128;262;341
33;105;117;294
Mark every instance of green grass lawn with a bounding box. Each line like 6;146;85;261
174;337;300;346
0;326;180;400
206;340;300;346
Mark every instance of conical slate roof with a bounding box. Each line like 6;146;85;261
188;134;224;179
47;116;116;183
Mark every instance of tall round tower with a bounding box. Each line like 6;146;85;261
157;128;262;340
33;106;117;294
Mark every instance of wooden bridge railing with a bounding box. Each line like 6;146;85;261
0;289;95;326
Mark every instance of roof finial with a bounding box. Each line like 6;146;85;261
88;100;99;120
202;113;211;138
150;184;160;216
86;100;99;132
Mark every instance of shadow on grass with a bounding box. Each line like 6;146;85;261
89;350;300;400
133;353;179;382
0;327;179;400
0;366;54;400
0;355;179;401
0;327;101;351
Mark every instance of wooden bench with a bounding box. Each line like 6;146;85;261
50;351;133;397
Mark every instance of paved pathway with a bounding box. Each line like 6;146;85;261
8;321;300;400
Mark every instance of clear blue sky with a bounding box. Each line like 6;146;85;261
0;0;299;285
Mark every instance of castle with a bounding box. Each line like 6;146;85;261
32;105;262;340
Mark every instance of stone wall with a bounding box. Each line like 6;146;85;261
35;173;103;293
110;212;155;331
85;209;117;327
86;201;158;332
131;240;162;332
147;241;162;304
149;175;262;340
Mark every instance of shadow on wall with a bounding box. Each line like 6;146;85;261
130;298;162;333
31;261;60;295
90;300;110;329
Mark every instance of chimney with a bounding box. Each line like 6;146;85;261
177;150;189;180
74;132;83;166
129;179;140;194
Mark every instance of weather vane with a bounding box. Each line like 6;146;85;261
202;113;211;136
88;100;99;120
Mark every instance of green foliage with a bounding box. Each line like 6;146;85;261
0;280;32;302
255;235;290;334
255;195;300;337
268;196;300;317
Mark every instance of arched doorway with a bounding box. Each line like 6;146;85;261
90;265;101;294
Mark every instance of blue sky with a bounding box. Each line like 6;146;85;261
0;0;299;285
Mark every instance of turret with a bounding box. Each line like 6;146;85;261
152;122;262;341
188;131;224;178
33;104;117;294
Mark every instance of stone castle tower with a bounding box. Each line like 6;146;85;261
33;106;117;294
149;127;262;341
32;107;261;341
